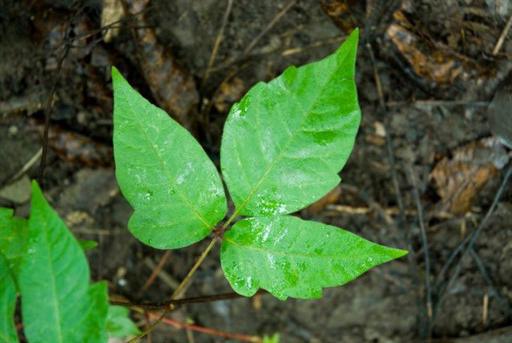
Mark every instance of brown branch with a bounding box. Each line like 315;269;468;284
113;290;267;311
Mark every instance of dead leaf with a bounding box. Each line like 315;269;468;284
47;126;113;167
213;77;247;113
320;0;359;34
386;18;463;86
123;0;199;131
430;137;509;215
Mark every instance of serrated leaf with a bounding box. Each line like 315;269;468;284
106;305;140;338
0;253;18;343
221;30;361;216
112;67;227;249
18;182;107;343
0;208;28;277
221;215;407;300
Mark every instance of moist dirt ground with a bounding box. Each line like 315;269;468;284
1;0;512;342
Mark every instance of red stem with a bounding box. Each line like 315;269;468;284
149;313;261;343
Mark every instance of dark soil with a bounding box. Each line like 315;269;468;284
1;0;512;342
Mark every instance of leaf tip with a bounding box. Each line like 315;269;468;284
111;66;127;89
31;180;43;199
346;28;359;49
393;248;409;259
380;247;408;263
111;65;121;79
351;27;360;38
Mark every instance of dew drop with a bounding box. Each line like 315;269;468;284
144;191;152;201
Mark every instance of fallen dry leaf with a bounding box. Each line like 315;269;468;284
386;11;463;86
430;137;509;215
123;0;199;131
213;77;247;114
320;0;359;34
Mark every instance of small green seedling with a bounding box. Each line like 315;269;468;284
112;29;406;300
0;182;139;342
0;29;407;343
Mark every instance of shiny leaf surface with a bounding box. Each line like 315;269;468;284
18;182;108;343
221;30;361;216
221;215;407;300
113;67;227;249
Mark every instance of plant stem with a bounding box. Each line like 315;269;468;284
179;209;241;297
113;290;267;311
170;237;218;299
129;212;240;342
150;313;261;342
128;237;218;342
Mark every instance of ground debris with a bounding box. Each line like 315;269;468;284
212;77;247;114
122;0;199;131
430;137;509;216
38;123;113;168
101;0;125;43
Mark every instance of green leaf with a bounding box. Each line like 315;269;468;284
263;333;280;343
221;30;361;216
79;239;98;251
0;253;18;343
18;181;107;343
0;208;29;277
112;67;227;249
82;282;109;343
106;305;140;339
221;215;407;300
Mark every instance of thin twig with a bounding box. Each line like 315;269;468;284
386;100;489;108
433;164;512;325
141;251;177;292
5;148;42;186
113;290;266;311
131;237;219;341
201;0;234;89
366;42;424;337
38;41;71;185
281;36;344;56
209;35;344;74
407;165;433;335
171;237;218;300
152;314;261;343
212;0;298;72
242;0;297;57
470;249;511;316
493;13;512;55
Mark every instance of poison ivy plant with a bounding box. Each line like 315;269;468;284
0;182;138;342
0;253;18;343
112;67;227;249
113;29;407;301
0;208;28;278
106;305;141;338
263;333;280;343
221;216;404;299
